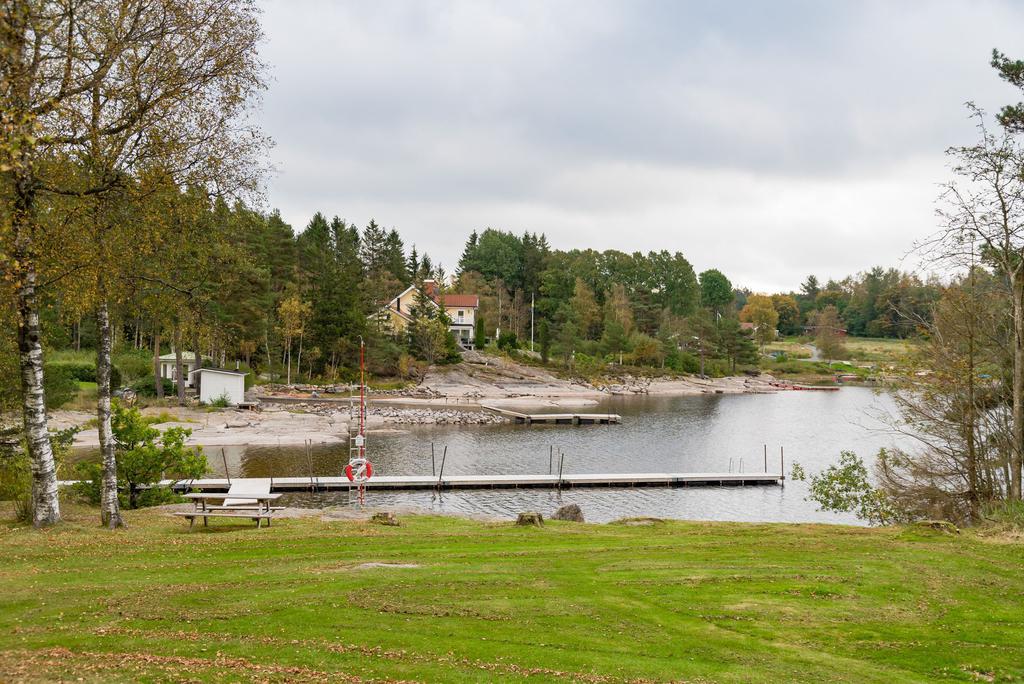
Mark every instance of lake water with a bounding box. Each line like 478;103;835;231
207;387;908;525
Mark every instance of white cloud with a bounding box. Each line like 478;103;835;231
255;0;1024;291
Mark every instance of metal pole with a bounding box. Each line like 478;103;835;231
557;451;565;490
764;444;767;473
220;448;230;485
437;446;447;490
359;339;365;453
431;442;436;476
549;445;553;474
306;440;315;491
780;446;785;482
531;292;535;352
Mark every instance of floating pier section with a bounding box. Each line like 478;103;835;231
158;472;783;493
482;405;621;425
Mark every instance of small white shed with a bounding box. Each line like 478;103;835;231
189;368;247;406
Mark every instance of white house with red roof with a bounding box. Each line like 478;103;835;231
374;279;480;350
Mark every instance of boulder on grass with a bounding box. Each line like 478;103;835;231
551;504;584;522
371;511;400;526
516;511;544;527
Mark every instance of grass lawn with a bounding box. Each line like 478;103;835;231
843;337;919;365
1;506;1023;683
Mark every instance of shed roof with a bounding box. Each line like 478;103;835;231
158;352;202;361
187;367;248;378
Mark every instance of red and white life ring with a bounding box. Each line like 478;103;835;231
345;458;373;483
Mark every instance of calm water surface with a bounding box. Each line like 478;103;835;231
206;387;907;524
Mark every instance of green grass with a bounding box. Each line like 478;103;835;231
843;337;919;364
47;349;96;364
1;506;1022;682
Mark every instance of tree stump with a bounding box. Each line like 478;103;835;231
371;511;400;526
516;511;544;527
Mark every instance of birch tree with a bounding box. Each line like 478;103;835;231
1;1;266;526
1;1;109;526
63;1;264;527
277;295;311;386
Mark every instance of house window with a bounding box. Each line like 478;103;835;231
457;310;464;318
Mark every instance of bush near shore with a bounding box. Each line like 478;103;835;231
1;506;1022;682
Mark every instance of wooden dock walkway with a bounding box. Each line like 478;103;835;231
481;405;622;425
158;472;783;492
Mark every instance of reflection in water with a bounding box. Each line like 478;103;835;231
211;388;907;525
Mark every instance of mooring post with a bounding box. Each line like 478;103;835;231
221;449;231;486
557;451;565;490
436;446;447;491
549;445;553;474
431;442;436;477
306;440;316;492
764;444;767;473
780;445;785;484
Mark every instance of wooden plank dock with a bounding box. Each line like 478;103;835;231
481;405;622;425
155;472;783;493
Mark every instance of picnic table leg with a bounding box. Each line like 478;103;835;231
188;516;195;531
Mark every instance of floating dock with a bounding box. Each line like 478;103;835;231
481;405;621;425
150;472;782;493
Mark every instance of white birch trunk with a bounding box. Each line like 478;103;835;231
16;256;61;527
96;300;125;528
12;162;60;526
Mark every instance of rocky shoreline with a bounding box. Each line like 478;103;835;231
56;360;787;449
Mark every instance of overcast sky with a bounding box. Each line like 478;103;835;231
256;0;1024;292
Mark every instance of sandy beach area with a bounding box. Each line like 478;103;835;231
54;354;781;449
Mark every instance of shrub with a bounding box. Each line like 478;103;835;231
47;361;95;382
627;333;663;367
208;392;231;408
43;364;79;409
1;426;78;522
497;331;519;352
794;450;899;526
75;402;207;509
113;350;153;383
128;376;175;398
44;361;122;389
666;351;700;374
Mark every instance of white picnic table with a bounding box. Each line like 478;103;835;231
176;491;283;529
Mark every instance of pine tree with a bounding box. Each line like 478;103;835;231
406;246;419;281
360;219;387;273
458;230;480;274
383;229;408;285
